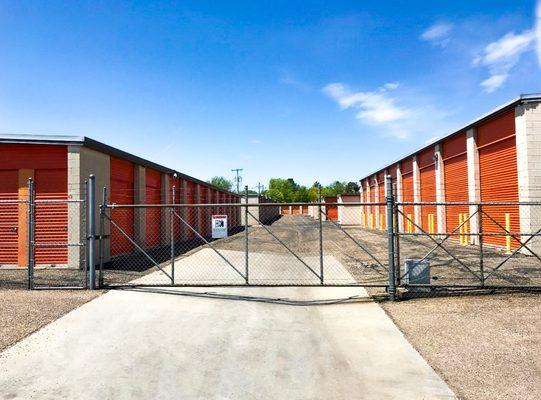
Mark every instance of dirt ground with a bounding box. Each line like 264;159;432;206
381;292;541;400
0;288;102;351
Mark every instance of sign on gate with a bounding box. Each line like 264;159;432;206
212;215;228;238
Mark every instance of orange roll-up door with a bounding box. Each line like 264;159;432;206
0;170;18;265
0;144;67;266
325;196;338;221
186;181;196;239
478;111;519;247
443;132;468;235
110;157;134;256
370;178;376;219
401;158;414;229
145;168;161;248
363;179;370;221
378;172;386;229
34;168;68;266
418;148;436;233
199;186;208;236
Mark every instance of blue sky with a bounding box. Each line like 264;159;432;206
1;1;540;190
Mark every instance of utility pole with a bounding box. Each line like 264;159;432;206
256;182;265;197
231;168;243;194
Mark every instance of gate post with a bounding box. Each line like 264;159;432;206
386;175;396;301
171;186;176;286
318;185;324;284
98;187;107;288
244;186;249;284
27;178;35;290
88;175;96;290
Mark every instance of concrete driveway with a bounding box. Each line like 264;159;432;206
0;286;454;399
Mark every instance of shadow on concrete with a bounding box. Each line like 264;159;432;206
114;286;376;306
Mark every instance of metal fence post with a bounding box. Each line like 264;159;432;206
171;185;176;285
478;203;484;287
88;175;96;289
27;178;35;290
244;185;249;284
98;187;107;288
393;184;401;286
386;175;396;301
318;185;324;284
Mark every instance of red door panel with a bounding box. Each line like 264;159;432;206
110;157;134;256
145;169;161;248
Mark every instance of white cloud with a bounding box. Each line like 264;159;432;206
480;74;509;93
420;22;453;47
323;82;410;126
475;29;536;92
322;82;450;140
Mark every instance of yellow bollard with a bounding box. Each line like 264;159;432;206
380;214;384;230
505;213;512;254
362;213;366;228
458;213;464;245
428;214;434;235
464;213;469;245
407;214;412;233
369;214;374;229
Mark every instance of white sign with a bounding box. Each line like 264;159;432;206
212;215;228;239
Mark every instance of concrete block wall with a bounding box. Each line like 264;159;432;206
161;173;171;246
434;144;446;235
395;163;404;232
241;196;279;226
516;102;541;253
68;145;111;268
466;128;481;244
412;156;421;232
337;195;361;225
133;165;146;246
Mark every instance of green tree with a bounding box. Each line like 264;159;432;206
263;178;302;202
208;176;233;191
344;181;360;194
325;181;346;196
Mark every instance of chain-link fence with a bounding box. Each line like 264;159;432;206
0;178;90;290
97;201;389;295
0;195;29;289
3;176;541;299
394;202;541;298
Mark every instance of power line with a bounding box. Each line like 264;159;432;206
256;182;265;197
231;168;243;194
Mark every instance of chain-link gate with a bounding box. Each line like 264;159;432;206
96;186;390;291
28;178;89;289
0;196;29;289
393;201;541;296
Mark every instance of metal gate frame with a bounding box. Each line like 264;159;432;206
95;184;394;290
28;177;90;290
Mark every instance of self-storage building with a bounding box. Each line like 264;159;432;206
0;134;241;268
359;94;541;249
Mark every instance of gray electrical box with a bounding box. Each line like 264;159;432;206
404;259;431;292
